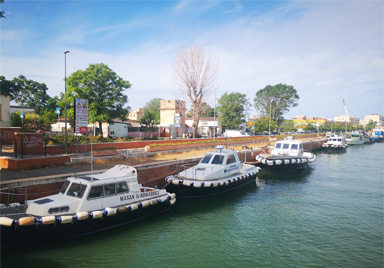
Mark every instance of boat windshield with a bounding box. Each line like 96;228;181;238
66;182;87;198
291;144;298;150
275;143;282;149
60;181;70;194
282;143;289;149
201;153;213;164
211;155;225;165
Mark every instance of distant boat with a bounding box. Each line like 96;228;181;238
165;146;261;198
371;128;384;142
345;132;364;145
255;136;316;172
322;135;348;150
361;131;375;144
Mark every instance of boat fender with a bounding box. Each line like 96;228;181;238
104;207;117;216
204;183;212;188
0;217;14;227
39;216;56;225
283;159;289;164
182;180;191;186
141;200;150;208
275;160;282;165
157;196;168;203
172;180;180;185
90;211;103;219
150;199;158;205
128;204;139;211
169;198;176;205
291;159;296;164
18;217;35;226
58;215;73;224
302;159;308;163
193;182;201;187
75;211;89;221
170;193;176;200
117;206;128;213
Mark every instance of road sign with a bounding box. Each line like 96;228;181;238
20;113;24;119
56;107;61;114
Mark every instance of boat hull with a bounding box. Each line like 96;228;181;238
256;154;315;173
165;172;258;198
1;201;172;249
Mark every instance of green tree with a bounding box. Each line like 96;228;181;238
0;0;5;19
217;92;249;130
0;76;15;97
142;98;162;124
65;63;131;136
254;84;299;126
365;120;377;131
304;123;316;132
11;75;50;115
280;120;296;133
139;109;156;131
252;117;278;134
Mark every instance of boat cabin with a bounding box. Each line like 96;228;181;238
178;146;242;181
26;165;148;216
272;137;304;157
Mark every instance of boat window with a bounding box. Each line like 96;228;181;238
337;138;342;141
299;143;303;150
275;143;282;149
282;143;289;149
66;182;87;198
104;183;117;196
60;181;70;194
211;155;224;165
88;185;104;199
291;144;298;150
116;182;129;193
226;155;237;165
48;206;69;214
201;154;213;164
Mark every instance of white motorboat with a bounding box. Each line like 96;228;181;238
256;137;316;172
165;146;261;198
0;165;176;249
322;135;348;150
345;132;364;145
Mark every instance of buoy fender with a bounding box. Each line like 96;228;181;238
0;217;14;227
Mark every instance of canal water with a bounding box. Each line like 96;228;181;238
1;143;383;268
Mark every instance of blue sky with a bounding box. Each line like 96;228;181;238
1;0;383;120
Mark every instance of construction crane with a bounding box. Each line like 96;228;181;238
342;99;350;123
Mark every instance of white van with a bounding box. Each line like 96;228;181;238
224;130;250;137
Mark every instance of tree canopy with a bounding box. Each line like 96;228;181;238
139;98;162;128
65;63;131;135
254;83;299;125
252;117;278;134
217;92;249;130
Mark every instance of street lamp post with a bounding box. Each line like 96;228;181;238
64;50;70;154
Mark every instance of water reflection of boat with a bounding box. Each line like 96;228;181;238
165;146;260;198
0;165;176;249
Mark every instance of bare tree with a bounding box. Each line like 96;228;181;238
173;44;219;138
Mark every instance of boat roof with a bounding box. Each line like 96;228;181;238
70;165;137;183
275;137;303;144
